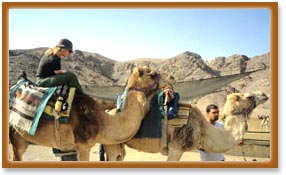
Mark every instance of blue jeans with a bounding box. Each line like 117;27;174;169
52;148;78;161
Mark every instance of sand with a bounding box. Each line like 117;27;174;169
10;143;269;162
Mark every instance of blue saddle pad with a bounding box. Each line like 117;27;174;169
134;90;164;138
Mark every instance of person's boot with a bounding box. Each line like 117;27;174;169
60;154;78;161
99;144;105;161
100;154;105;161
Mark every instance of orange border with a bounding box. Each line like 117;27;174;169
2;2;278;168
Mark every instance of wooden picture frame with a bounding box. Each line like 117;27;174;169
2;2;278;168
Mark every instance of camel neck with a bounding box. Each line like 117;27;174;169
97;91;151;144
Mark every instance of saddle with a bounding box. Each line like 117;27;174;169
168;103;192;127
9;79;76;135
43;86;76;118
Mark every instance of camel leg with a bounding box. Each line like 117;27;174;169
75;145;91;161
167;148;184;161
9;131;29;161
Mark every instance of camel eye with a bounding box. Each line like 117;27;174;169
150;72;158;78
247;96;255;100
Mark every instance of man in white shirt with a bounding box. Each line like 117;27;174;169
200;104;225;161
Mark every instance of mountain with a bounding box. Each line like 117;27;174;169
9;48;269;86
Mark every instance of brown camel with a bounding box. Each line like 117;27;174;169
104;91;269;161
9;66;161;161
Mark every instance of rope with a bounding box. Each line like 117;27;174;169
52;109;61;147
241;142;247;161
161;95;169;156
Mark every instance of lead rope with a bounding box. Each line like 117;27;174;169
52;109;61;147
241;111;249;161
241;142;247;161
161;95;169;156
199;118;205;150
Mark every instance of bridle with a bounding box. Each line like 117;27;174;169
229;95;257;162
223;95;257;125
232;96;257;119
129;73;160;97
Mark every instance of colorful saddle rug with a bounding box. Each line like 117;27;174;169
9;79;75;135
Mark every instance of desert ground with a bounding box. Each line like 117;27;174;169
14;143;269;162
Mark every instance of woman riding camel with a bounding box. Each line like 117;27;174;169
35;38;82;161
36;38;83;94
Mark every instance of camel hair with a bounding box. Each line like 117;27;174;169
104;91;269;161
9;66;166;161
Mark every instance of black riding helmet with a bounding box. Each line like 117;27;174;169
56;38;73;53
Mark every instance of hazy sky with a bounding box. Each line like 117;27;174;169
9;8;270;61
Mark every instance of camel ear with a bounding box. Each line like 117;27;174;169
234;94;240;101
133;67;143;76
228;94;240;101
168;74;174;80
149;71;156;76
244;92;254;98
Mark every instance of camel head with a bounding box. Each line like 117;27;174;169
126;66;160;95
223;91;268;117
223;91;268;143
158;72;175;89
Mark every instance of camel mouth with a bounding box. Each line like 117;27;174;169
262;95;269;102
239;140;244;146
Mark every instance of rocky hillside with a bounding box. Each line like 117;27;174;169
9;49;268;86
8;48;271;125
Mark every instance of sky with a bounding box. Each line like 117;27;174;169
9;8;270;61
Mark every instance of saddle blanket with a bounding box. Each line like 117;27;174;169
134;90;164;138
9;79;57;135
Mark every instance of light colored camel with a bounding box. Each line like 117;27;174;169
104;91;269;161
9;66;161;161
